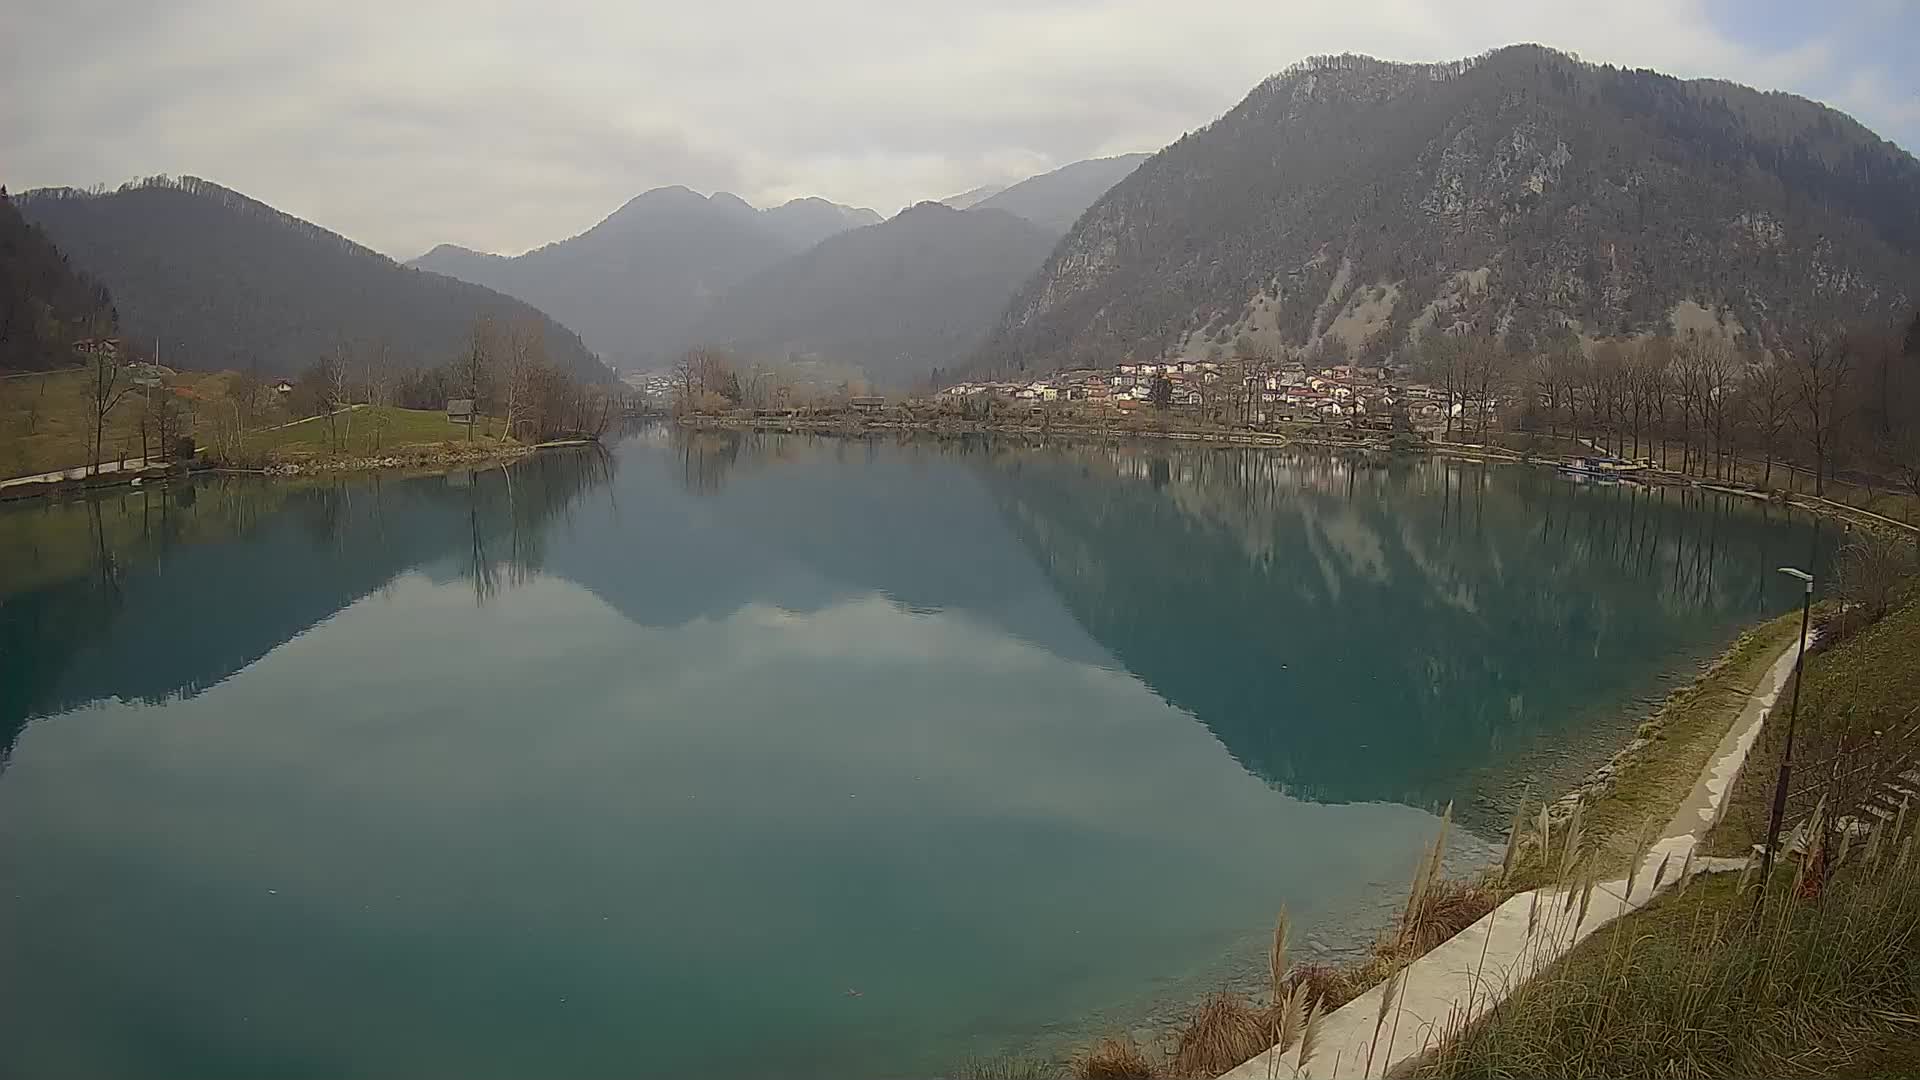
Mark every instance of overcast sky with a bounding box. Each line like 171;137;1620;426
6;0;1917;260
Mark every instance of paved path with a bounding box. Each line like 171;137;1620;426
0;456;165;490
1218;631;1809;1079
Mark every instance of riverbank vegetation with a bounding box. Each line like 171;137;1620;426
1417;854;1920;1079
1411;539;1920;1080
2;313;623;485
0;366;230;477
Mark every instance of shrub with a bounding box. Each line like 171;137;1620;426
1073;1037;1156;1080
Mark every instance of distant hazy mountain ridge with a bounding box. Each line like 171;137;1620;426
410;187;879;367
974;154;1149;233
413;157;1146;383
689;203;1059;387
976;46;1920;374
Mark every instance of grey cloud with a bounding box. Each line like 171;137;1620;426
6;0;1914;258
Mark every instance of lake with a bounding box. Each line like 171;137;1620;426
0;429;1828;1079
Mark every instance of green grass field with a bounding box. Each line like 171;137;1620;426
0;368;234;477
1708;586;1920;857
0;369;520;476
241;405;510;459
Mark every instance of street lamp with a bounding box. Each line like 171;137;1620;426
1759;566;1816;885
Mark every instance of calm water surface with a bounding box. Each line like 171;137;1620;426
0;429;1828;1079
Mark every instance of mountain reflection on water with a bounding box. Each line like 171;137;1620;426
0;427;1833;1080
1;428;1824;813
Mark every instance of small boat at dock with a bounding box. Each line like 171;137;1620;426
1558;455;1649;480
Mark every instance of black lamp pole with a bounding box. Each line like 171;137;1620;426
1760;566;1815;885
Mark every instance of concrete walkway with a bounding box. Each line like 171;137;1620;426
0;456;165;490
1218;631;1809;1079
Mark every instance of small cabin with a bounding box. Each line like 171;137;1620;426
849;396;885;414
446;398;475;425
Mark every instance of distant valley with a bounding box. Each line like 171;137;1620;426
411;154;1149;386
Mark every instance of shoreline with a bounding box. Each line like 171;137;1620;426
0;438;598;503
981;608;1809;1075
673;411;1532;462
676;414;1920;536
1216;622;1811;1079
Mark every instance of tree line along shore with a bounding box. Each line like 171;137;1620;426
0;312;634;498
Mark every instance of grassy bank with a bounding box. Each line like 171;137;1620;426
1418;825;1920;1079
1536;613;1804;880
0;367;232;477
1706;587;1920;858
1413;575;1920;1080
238;405;510;460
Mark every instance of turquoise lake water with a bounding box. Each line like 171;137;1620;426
0;429;1828;1078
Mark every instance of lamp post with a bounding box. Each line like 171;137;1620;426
1759;566;1816;885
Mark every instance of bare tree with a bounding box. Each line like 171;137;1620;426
1590;340;1627;455
83;323;137;476
318;343;353;454
1458;334;1509;440
456;314;500;442
1833;530;1914;632
1789;328;1856;497
1527;350;1563;437
500;319;545;442
1417;332;1466;440
363;340;393;451
1696;334;1738;480
232;362;267;432
1741;353;1793;488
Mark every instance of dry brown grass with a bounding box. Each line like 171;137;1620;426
1399;878;1501;956
1073;1036;1156;1080
1283;962;1371;1012
1166;993;1271;1078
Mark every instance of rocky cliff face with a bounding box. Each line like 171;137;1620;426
977;45;1920;374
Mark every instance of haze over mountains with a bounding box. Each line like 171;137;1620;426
412;188;882;369
15;177;608;381
978;46;1920;375
411;155;1148;383
970;154;1151;233
688;203;1059;386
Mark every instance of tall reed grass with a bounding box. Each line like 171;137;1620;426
1418;801;1920;1079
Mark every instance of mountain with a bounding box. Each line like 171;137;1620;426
974;153;1150;233
759;197;884;250
938;183;1007;210
687;203;1058;387
15;177;608;381
411;188;877;367
977;46;1920;375
0;189;116;371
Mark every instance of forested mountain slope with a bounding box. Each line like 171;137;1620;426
16;177;607;380
977;45;1920;374
0;189;115;371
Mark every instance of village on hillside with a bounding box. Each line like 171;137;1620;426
939;357;1474;430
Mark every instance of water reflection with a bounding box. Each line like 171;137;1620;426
0;447;616;765
979;441;1826;809
0;431;1826;810
0;429;1838;1080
